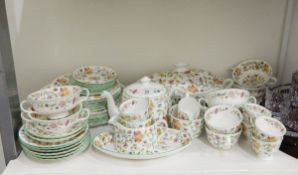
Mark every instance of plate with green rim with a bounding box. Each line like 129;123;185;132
19;125;89;149
22;135;90;156
23;137;90;160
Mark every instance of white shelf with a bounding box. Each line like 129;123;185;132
3;126;298;175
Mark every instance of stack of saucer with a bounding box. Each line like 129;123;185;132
49;66;123;127
19;86;90;160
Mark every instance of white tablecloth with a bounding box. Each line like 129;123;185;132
3;126;298;175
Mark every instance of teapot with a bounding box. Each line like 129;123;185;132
119;76;170;121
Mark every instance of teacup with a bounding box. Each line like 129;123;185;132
112;119;168;154
253;116;286;142
204;105;243;134
240;103;271;125
177;94;200;120
205;127;242;150
21;86;89;117
251;135;282;160
199;89;256;109
119;98;150;122
169;105;204;138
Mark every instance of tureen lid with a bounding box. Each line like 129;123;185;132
124;77;166;98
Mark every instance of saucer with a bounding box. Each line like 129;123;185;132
93;129;191;160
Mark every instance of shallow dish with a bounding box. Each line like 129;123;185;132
232;59;277;88
21;86;89;115
93;129;191;159
204;105;243;134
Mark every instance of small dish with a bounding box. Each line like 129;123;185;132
93;129;191;159
204;105;243;134
205;127;242;150
232;59;277;88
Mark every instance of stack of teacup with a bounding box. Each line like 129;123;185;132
19;86;91;160
232;59;277;104
103;91;168;154
169;94;204;138
250;116;286;160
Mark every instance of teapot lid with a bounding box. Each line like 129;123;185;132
125;77;166;98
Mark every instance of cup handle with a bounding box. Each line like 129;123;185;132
78;108;90;122
266;77;277;86
248;96;257;104
223;79;234;88
198;98;208;111
20;100;33;113
80;87;90;101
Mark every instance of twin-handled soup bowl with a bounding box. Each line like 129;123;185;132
21;86;89;117
204;105;243;134
21;104;89;138
199;89;256;109
111;119;168;154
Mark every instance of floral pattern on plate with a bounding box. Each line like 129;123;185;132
93;128;192;160
72;66;117;84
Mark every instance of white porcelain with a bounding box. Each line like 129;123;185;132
254;116;286;142
240;103;272;125
204;105;243;134
232;59;277;88
251;135;282;160
199;88;256;108
93;129;192;159
177;94;200;120
21;86;89;116
121;76;170;121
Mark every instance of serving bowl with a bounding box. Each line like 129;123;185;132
204;105;243;134
21;86;89;116
232;59;277;88
205;127;242;150
72;66;117;93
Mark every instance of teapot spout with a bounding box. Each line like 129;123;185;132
102;91;120;119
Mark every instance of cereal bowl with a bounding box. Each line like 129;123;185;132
253;116;286;142
21;86;89;115
205;127;242;150
204;105;243;134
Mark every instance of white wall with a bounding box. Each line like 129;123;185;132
5;0;287;99
283;1;298;83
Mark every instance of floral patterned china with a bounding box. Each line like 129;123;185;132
204;105;243;134
242;122;253;138
177;94;200;120
251;135;282;160
93;129;191;159
121;76;170;121
205;127;242;150
72;66;117;93
240;103;272;125
199;88;256;108
21;86;89;117
232;59;277;88
169;105;204;138
253;116;286;142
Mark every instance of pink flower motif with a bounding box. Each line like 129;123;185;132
65;120;70;126
59;101;66;107
50;123;57;128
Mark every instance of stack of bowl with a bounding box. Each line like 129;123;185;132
19;86;90;160
49;66;122;127
168;95;204;138
250;116;286;160
204;105;243;150
232;59;277;104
